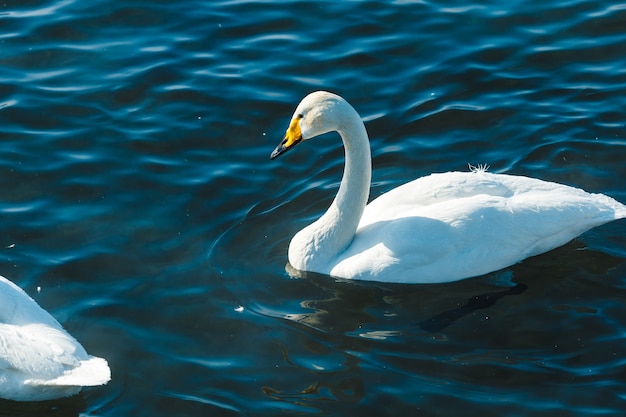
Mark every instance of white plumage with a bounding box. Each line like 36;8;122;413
271;91;626;283
0;275;110;401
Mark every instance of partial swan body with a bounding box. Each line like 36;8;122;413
270;91;626;284
0;275;110;401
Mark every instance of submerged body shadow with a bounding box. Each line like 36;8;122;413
418;283;528;332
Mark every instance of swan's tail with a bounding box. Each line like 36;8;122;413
600;194;626;220
26;356;111;387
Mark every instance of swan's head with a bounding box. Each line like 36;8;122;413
270;91;349;159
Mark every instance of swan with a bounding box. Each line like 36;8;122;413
0;275;110;401
270;91;626;283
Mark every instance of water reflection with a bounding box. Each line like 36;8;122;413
417;283;528;332
0;395;86;417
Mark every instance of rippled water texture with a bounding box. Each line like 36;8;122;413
1;0;626;415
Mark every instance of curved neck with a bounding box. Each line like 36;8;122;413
289;110;371;270
332;119;372;234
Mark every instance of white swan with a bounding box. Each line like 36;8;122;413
270;91;626;283
0;275;110;401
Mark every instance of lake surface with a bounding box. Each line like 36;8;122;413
1;0;626;415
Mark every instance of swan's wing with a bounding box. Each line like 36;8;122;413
0;276;82;387
0;277;24;324
361;171;625;227
0;276;61;329
337;173;625;283
0;321;109;386
361;172;515;226
0;276;110;389
0;323;84;377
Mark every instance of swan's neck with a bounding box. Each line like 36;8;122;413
289;112;371;271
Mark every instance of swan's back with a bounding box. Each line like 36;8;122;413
0;276;110;401
361;171;625;226
330;171;626;283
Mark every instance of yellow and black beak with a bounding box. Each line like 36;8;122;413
270;116;303;160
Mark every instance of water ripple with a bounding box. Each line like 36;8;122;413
0;0;625;415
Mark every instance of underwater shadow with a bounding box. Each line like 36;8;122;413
417;283;528;332
286;264;528;335
0;394;86;417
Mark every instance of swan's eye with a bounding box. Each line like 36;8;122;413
296;113;303;119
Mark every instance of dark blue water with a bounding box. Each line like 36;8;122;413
1;0;626;415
